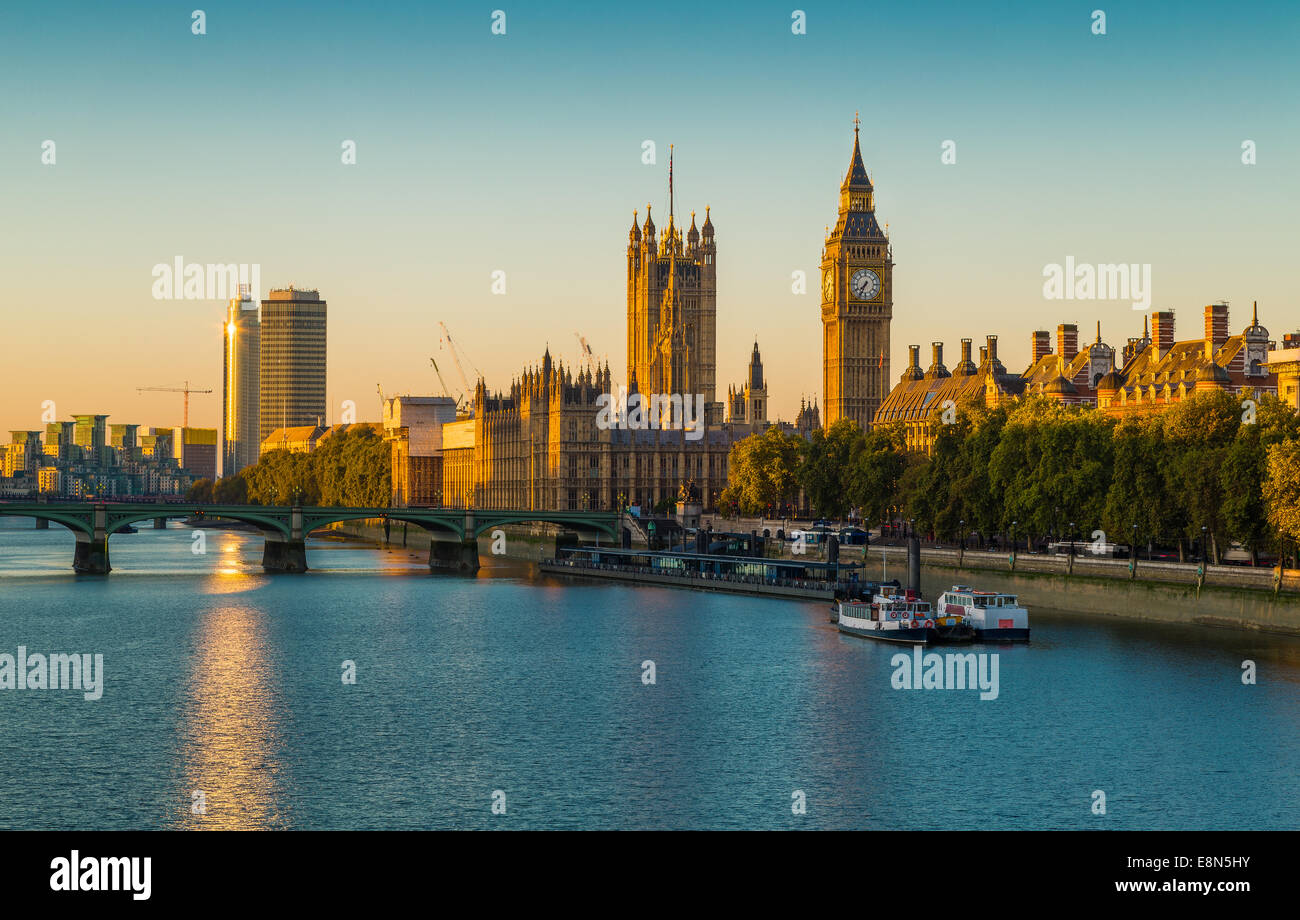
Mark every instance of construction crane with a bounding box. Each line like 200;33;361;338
429;357;460;409
438;322;482;407
136;380;212;428
574;332;595;372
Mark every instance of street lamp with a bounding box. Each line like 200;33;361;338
1131;523;1139;562
959;520;965;551
1201;525;1208;566
1069;522;1075;558
1011;520;1018;554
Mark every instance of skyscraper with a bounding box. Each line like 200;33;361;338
821;116;893;430
222;285;260;476
259;287;327;445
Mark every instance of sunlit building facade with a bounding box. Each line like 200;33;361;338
222;286;261;477
259;287;326;444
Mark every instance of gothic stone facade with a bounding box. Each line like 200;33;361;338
822;120;893;431
439;353;737;511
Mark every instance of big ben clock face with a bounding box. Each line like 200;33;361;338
850;268;880;301
821;270;833;300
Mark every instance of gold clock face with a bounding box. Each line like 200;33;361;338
822;270;834;300
851;268;880;300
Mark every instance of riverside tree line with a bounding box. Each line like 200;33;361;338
720;392;1300;566
186;426;391;507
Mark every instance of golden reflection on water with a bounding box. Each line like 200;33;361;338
199;570;269;593
172;595;286;829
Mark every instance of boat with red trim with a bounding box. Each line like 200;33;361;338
936;585;1030;642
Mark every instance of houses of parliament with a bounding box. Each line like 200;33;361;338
387;114;1297;510
382;126;877;511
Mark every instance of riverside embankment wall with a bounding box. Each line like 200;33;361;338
876;545;1300;636
327;519;1300;635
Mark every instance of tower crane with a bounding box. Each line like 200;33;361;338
136;381;212;428
429;357;460;409
438;322;482;409
573;332;596;372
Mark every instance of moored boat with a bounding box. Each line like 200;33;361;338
837;589;975;645
936;585;1030;642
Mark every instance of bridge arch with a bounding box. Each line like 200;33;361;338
298;509;466;538
0;506;93;536
103;507;291;537
470;511;620;541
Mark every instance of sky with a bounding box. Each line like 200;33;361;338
2;0;1297;435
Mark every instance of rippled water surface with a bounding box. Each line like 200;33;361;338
1;518;1297;829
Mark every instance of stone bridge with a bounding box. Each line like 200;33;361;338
0;502;623;574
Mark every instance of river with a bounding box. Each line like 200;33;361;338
0;517;1296;829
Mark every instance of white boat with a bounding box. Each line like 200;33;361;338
837;590;974;645
936;585;1030;642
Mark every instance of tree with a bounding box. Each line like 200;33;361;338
1161;390;1240;561
988;398;1113;548
951;404;1008;542
1102;415;1168;552
185;478;214;503
1264;439;1300;565
798;419;863;519
1220;424;1270;563
846;425;906;524
911;418;966;540
243;449;317;505
236;426;390;507
212;472;249;504
721;425;803;516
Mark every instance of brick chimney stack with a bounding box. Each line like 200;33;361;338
1204;303;1229;356
1151;311;1175;359
928;341;947;376
1057;323;1079;361
986;334;999;363
1031;330;1051;364
956;337;976;375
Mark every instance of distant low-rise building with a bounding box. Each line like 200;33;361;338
1267;338;1300;410
0;419;195;498
37;466;61;494
875;302;1287;452
260;424;328;455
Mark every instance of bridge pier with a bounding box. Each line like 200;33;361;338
73;505;111;574
73;535;110;574
429;538;480;574
555;531;581;557
153;517;168;529
262;538;308;573
35;518;49;530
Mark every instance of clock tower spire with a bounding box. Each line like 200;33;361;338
821;115;893;430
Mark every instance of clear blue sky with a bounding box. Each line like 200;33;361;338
2;0;1296;432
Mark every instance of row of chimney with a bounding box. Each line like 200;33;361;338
908;336;1000;375
909;304;1247;380
1030;305;1232;363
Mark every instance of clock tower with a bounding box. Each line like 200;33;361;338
821;115;893;430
